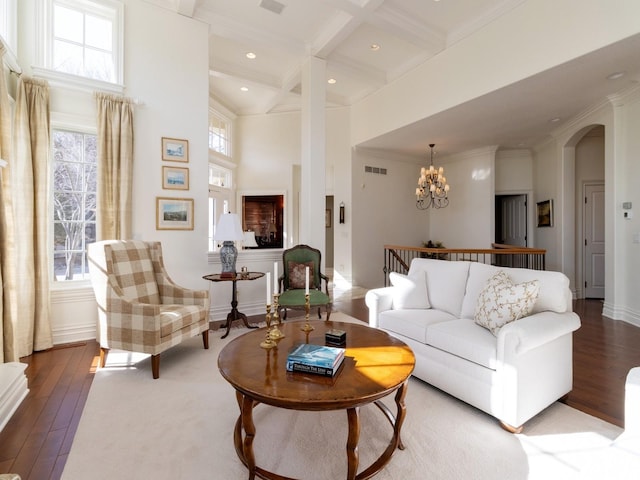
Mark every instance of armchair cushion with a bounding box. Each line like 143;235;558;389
279;289;329;307
287;261;316;289
108;240;160;304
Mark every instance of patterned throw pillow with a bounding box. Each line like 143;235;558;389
288;261;315;289
474;270;540;335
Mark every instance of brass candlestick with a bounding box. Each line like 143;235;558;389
300;293;314;332
260;304;276;349
269;292;285;340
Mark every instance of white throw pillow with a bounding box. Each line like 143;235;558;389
389;271;431;309
474;270;540;335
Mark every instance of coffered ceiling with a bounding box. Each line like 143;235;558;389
147;0;640;157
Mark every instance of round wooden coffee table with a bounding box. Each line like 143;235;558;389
218;320;415;480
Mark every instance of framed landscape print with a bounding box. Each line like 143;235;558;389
161;137;189;162
162;166;189;190
156;197;194;230
536;199;553;227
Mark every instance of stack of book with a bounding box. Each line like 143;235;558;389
286;343;345;377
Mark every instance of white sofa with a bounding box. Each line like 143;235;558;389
365;258;581;431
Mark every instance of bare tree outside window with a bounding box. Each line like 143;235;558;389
53;130;97;281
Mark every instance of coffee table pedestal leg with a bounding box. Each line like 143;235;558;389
346;407;361;480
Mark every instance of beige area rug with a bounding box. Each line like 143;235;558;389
62;312;635;479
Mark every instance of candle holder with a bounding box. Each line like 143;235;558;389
269;292;285;340
260;304;276;349
300;293;314;332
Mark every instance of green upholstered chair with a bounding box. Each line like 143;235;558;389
278;244;332;321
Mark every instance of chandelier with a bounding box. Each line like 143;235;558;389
416;143;450;210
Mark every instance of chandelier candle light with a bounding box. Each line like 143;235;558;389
416;143;450;209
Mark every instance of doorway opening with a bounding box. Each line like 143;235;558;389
495;194;528;247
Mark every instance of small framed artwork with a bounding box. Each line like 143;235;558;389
162;166;189;190
161;137;189;162
536;199;553;227
156;197;194;230
325;209;331;228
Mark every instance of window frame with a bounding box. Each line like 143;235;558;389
208;108;232;158
50;120;98;285
36;0;124;91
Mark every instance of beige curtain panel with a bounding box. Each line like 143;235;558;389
1;74;53;362
95;93;134;241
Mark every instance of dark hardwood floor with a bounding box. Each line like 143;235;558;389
1;298;639;479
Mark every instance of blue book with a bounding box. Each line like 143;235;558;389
286;356;345;377
286;343;345;369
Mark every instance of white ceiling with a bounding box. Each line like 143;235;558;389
148;0;640;157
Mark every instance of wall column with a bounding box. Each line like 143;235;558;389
300;56;326;253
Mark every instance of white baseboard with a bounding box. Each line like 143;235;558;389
0;362;29;432
603;301;640;328
52;324;97;345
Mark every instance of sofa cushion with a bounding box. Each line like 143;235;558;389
389;271;430;309
427;318;498;370
474;270;540;335
379;309;457;344
461;262;571;318
408;259;470;317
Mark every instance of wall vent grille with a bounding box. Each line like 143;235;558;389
364;166;387;175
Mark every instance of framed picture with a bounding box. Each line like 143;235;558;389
162;166;189;190
161;137;189;162
536;199;553;227
325;209;331;228
156;197;194;230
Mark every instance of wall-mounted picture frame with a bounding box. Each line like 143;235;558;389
325;209;331;228
161;137;189;162
156;197;194;230
536;199;553;227
162;166;189;190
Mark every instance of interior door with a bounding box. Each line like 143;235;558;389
496;194;527;246
584;183;605;298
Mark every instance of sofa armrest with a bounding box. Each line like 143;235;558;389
365;287;394;328
497;311;581;357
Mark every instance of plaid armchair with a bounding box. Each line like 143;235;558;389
88;240;210;379
278;244;332;321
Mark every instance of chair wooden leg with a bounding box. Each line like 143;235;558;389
151;354;160;379
99;347;109;368
202;330;210;349
326;307;332;321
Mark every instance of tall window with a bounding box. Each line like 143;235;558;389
52;129;97;281
43;0;123;84
0;0;17;52
209;111;230;157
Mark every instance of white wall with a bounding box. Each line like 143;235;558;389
351;148;427;288
41;0;213;343
428;148;496;249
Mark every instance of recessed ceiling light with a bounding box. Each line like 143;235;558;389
240;87;249;92
370;44;380;51
246;52;256;60
327;78;337;84
607;71;625;80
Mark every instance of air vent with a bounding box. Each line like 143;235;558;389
364;165;387;175
259;0;286;15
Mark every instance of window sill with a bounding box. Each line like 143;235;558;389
32;66;125;95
